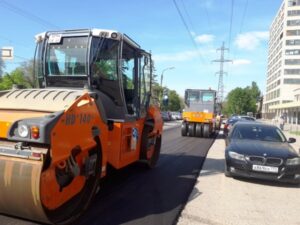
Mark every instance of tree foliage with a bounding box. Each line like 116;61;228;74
0;59;36;90
168;90;182;111
0;58;5;77
20;59;36;88
222;81;261;116
0;68;31;90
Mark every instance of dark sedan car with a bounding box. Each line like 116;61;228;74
223;117;245;136
225;122;300;184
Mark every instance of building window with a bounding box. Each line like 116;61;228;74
285;59;300;65
288;10;300;16
284;78;300;84
284;69;300;74
287;19;300;26
285;49;300;55
283;100;293;103
286;39;300;45
288;0;300;6
286;30;300;36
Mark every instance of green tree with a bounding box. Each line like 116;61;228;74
168;90;182;111
224;87;254;115
20;59;36;88
0;68;31;90
223;81;261;116
0;58;5;77
246;81;261;101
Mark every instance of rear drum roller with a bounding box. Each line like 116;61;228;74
195;123;202;137
141;126;161;168
181;121;188;136
188;123;195;137
203;124;210;138
43;144;102;224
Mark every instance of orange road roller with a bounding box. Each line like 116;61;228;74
181;89;221;137
0;29;163;224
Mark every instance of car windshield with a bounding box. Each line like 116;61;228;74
228;118;242;124
46;36;88;76
240;116;255;121
231;125;286;142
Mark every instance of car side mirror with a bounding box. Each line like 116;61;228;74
288;137;296;143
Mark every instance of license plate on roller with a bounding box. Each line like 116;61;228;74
252;165;278;173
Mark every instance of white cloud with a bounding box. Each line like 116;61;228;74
235;31;269;50
232;59;252;66
153;50;199;62
195;34;215;44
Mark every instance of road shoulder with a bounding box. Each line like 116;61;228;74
177;133;300;225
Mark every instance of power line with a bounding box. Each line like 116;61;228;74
203;1;212;34
180;0;196;34
0;35;33;50
228;0;235;51
172;0;206;64
0;0;60;29
14;55;30;61
5;61;26;64
239;0;249;33
230;0;248;62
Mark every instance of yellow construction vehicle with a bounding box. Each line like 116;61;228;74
0;29;163;224
181;89;220;137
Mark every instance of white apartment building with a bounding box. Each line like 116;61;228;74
263;0;300;123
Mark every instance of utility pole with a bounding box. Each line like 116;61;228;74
212;42;232;103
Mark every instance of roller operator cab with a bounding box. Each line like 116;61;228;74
0;29;163;224
181;89;220;138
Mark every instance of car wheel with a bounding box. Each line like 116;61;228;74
181;121;188;136
195;123;202;137
188;123;195;137
203;124;210;138
224;163;232;177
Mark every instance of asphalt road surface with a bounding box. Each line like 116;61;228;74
0;125;215;225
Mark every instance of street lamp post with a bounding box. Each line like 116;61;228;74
160;66;175;87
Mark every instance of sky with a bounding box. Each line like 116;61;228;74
0;0;283;98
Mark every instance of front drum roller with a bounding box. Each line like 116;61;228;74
0;156;50;223
0;145;101;225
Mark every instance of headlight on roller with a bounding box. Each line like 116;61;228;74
286;157;300;165
228;151;246;161
18;124;29;138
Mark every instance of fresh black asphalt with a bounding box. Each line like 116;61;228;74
0;125;215;225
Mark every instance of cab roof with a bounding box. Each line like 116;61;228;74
35;28;140;49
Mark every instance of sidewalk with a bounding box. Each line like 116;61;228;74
163;120;182;130
177;129;300;225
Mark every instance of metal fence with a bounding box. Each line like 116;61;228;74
261;118;300;133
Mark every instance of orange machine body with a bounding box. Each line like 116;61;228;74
38;94;163;209
182;111;214;124
0;28;163;224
